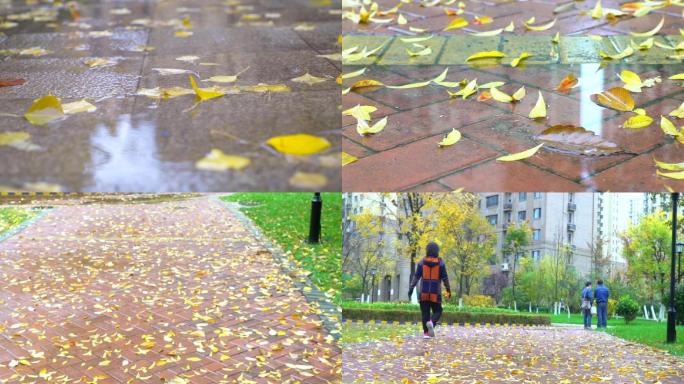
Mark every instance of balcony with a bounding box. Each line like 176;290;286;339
503;202;513;211
567;223;576;232
567;202;576;211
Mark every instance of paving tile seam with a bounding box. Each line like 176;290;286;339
215;197;341;341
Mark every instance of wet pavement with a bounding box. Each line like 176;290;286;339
342;325;684;383
341;0;684;192
0;195;340;383
0;0;341;192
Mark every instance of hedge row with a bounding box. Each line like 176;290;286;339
343;308;551;326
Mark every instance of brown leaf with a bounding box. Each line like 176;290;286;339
590;87;634;111
0;78;25;87
535;125;624;156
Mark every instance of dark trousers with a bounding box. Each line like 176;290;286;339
419;301;443;332
597;302;608;328
583;308;592;328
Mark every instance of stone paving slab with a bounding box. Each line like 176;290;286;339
0;196;340;383
342;325;684;383
0;0;341;192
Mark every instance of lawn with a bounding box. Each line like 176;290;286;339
552;313;684;356
0;207;38;236
342;322;417;344
221;193;341;298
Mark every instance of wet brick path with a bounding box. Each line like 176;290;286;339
0;0;341;192
341;0;684;192
342;325;684;383
0;196;340;383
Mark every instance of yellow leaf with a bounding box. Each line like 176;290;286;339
504;21;515;32
591;0;603;19
465;50;505;62
83;58;117;68
444;17;468;31
289;172;328;189
437;128;461;147
189;75;224;100
490;87;513;103
669;102;684;118
175;30;193;37
591;87;634;111
195;149;250;171
512;86;526;101
357;117;388;135
599;46;634;60
291;73;327;85
342;152;358;166
669;73;684;80
341;68;367;80
660;115;680;136
19;47;51;56
206;75;238;83
99;360;110;367
511;52;532;67
618;69;643;92
400;35;434;43
631;37;654;50
654;158;684;171
397;13;407;25
470;28;503;37
552;32;560;44
406;46;432;57
497;144;544;161
630;16;664;37
349;79;385;90
24;95;65;125
528;91;547;119
524;18;557;31
63;99;97;114
285;363;314;370
657;169;684;179
623;114;653;128
448;79;478;99
266;134;331;155
385;80;431;89
0;131;31;146
343;105;377;121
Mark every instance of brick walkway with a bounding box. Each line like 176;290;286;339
0;196;340;383
342;0;684;191
0;0;341;192
342;325;684;383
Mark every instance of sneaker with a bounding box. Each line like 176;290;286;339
423;332;430;339
426;320;435;337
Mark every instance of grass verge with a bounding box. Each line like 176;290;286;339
221;193;341;299
342;322;417;343
0;207;38;236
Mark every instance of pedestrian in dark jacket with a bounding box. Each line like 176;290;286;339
594;280;610;328
408;242;451;339
580;282;593;329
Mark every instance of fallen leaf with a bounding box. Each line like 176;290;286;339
0;78;25;87
511;52;532;67
406;46;432;57
195;149;250;171
63;99;97;114
465;50;505;62
152;68;195;76
357;117;387;135
266;134;331;156
444;17;468;31
189;75;225;100
535;125;623;155
289;172;327;189
342;152;358;166
623;114;653;128
83;58;117;68
470;28;504;37
630;16;664;37
660;115;681;136
654;158;684;171
24;95;65;125
556;73;578;93
524;18;557;31
343;105;377;121
349;79;385;91
656;169;684;179
599;46;634;60
669;102;684;118
490;87;513;103
591;87;634;111
292;73;328;85
497;144;544;161
438;128;461;147
528;91;547;119
512;86;526;101
591;0;603;19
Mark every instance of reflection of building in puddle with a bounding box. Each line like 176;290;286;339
579;63;606;183
89;114;163;191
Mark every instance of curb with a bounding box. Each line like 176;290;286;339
0;207;54;243
343;319;545;328
0;192;67;197
215;197;341;340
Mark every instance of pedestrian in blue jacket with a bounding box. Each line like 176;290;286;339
594;280;610;328
580;282;593;329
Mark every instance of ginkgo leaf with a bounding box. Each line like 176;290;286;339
478;82;505;89
292;73;327;85
504;21;515;32
668;73;684;80
512;86;526;101
342;152;358;166
490;87;513;102
448;79;478;99
552;32;560;44
0;131;31;146
63;99;97;114
591;0;603;19
599;46;634;60
266;134;331;155
444;17;468;31
206;75;238;83
656;169;684;179
341;68;367;80
152;68;195;76
438;128;461;147
631;37;654;50
556;73;578;93
470;28;503;37
669;102;684;118
24;95;65;125
289;172;328;189
524;18;557;31
511;52;532;67
618;69;643;92
83;58;117;68
465;51;505;62
406;46;432;56
474;15;493;25
385;80;431;89
400;35;434;43
175;30;193;37
660;115;680;136
623;114;653;128
349;79;385;90
591;87;634;111
195;149;250;171
497;144;544;161
189;75;225;100
630;16;664;37
357;117;388;135
654;158;684;171
343;105;377;121
397;13;407;25
528;91;547;119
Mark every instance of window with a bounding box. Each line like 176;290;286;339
486;195;499;207
534;192;543;199
532;250;541;261
504;211;511;223
533;229;541;241
568;212;574;223
504;192;512;202
519;192;527;201
486;215;498;225
533;208;542;219
569;192;574;202
518;211;526;221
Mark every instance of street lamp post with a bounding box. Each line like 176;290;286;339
370;268;377;303
667;193;679;344
308;193;322;244
678;241;684;284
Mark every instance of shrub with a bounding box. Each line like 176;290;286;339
462;294;495;308
607;298;618;317
342;308;551;326
615;295;639;324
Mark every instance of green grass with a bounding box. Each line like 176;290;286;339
342;301;522;314
0;207;38;236
552;313;684;356
221;193;341;298
342;322;417;343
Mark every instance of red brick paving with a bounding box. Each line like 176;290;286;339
343;325;684;383
0;197;340;383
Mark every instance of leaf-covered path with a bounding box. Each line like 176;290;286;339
342;325;684;383
0;196;340;383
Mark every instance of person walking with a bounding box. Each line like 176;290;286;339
580;282;593;329
594;279;610;328
408;242;451;339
